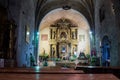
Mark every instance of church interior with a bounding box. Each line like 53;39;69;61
0;0;120;80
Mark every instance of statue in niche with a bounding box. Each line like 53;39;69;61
102;43;110;66
42;48;45;55
60;45;66;60
52;47;55;58
78;52;86;59
72;46;77;56
60;32;67;39
72;31;76;39
101;36;111;66
61;46;66;54
52;31;56;39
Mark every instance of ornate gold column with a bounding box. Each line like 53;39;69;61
70;27;78;56
49;27;57;58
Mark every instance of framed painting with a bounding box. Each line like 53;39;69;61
41;34;48;41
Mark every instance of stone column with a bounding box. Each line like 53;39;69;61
112;0;120;66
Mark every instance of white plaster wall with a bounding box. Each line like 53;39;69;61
38;27;50;56
77;28;90;57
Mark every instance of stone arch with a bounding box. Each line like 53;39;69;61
38;8;92;59
35;0;95;31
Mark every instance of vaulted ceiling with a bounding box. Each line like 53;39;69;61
35;0;95;30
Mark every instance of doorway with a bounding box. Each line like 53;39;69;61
101;36;110;66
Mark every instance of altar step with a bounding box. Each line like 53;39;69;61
0;67;119;80
0;66;83;74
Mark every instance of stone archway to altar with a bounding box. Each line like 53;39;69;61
38;8;91;61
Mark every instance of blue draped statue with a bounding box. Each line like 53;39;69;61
102;43;110;66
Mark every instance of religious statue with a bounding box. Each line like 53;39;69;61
52;47;55;58
72;46;77;55
60;32;67;39
42;48;45;55
72;31;76;39
78;52;86;59
62;46;66;53
52;31;56;39
102;43;110;66
30;53;35;66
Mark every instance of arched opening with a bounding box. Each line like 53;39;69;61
101;35;111;66
37;8;91;65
